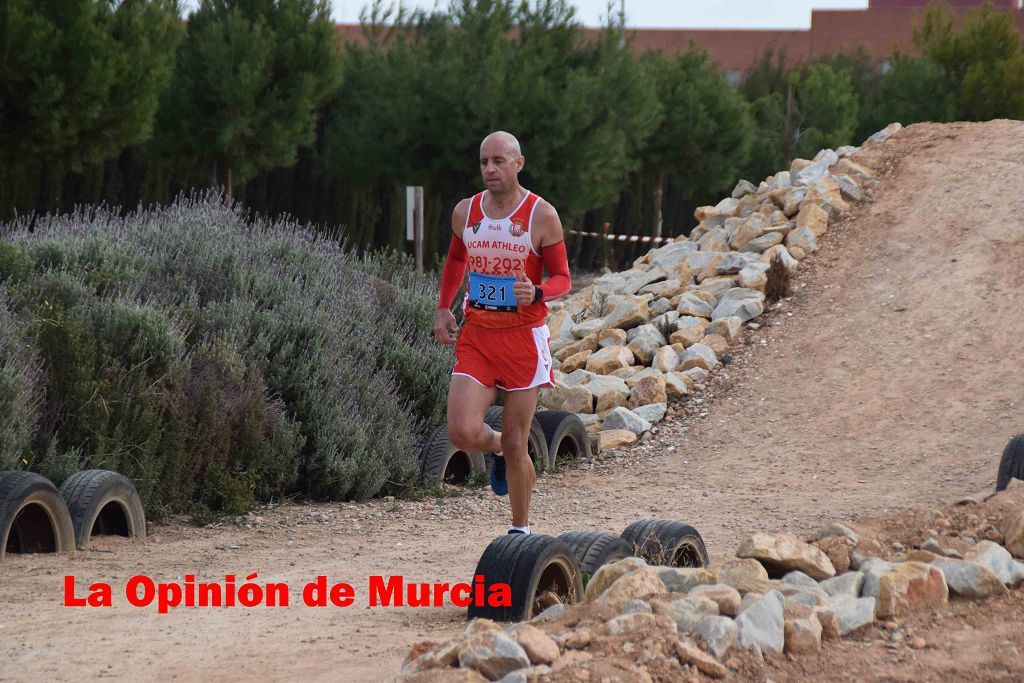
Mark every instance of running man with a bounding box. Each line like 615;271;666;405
433;131;572;536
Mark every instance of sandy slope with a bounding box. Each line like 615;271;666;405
1;120;1022;682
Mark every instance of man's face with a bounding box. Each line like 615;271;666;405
479;140;524;193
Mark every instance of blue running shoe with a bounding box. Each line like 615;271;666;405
490;454;508;496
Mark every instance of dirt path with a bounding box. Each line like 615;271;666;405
2;121;1023;682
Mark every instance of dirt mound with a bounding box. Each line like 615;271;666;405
1;120;1022;682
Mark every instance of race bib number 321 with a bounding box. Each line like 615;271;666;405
468;272;517;312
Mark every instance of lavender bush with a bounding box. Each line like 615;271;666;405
0;195;452;515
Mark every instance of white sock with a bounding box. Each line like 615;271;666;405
509;524;531;534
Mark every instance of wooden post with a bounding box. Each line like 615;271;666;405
602;221;611;273
407;186;424;274
414;186;424;275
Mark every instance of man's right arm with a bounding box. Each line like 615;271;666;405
438;199;470;310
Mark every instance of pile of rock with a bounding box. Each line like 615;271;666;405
541;124;901;453
398;480;1024;682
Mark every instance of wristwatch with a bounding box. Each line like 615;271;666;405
533;285;544;304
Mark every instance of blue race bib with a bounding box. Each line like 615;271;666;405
468;272;518;312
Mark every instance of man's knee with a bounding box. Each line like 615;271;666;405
449;422;478;450
499;432;527;457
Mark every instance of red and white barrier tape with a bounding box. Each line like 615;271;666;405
567;229;673;244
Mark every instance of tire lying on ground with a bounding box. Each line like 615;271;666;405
557;531;632;587
419;426;485;486
534;410;591;467
621;519;710;568
0;471;76;561
483;406;550;474
59;470;147;550
996;434;1024;492
467;533;583;622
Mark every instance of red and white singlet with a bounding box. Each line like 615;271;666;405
461;190;547;331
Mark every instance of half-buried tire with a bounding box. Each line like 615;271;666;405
467;534;583;622
557;531;632;588
996;434;1024;492
483;407;550;474
419;426;484;486
621;519;710;568
59;469;147;550
1;471;76;561
534;411;591;467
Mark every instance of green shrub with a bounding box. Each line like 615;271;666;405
0;195;452;513
0;294;41;470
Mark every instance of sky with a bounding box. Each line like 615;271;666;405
330;0;871;28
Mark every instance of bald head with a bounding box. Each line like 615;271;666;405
479;131;525;195
480;131;522;160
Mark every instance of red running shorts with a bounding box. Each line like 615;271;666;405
452;324;556;391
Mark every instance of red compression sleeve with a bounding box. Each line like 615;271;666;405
438;233;467;309
539;240;571;300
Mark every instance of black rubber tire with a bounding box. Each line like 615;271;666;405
534;411;592;468
467;533;583;622
419;426;484;486
621;519;710;568
557;531;633;587
483;407;550;474
0;471;76;561
59;469;147;550
996;434;1024;492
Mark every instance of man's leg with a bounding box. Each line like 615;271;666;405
447;375;500;453
500;386;540;528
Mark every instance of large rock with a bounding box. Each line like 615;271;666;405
641;278;686;300
760;244;799;272
861;561;948;618
700;334;729;357
458;631;531;680
716;558;776;595
656;567;719;593
963;541;1024;586
538;384;593;413
632;403;667;424
584;557;648;602
795;203;829;237
511;624;559;666
712;297;764;323
827;596;877;636
628;375;668;408
835;157;875;181
699;227;731;253
575;372;630;400
739;232;784;254
737;532;837;581
554;335;599;361
679;343;719;371
571;318;607;340
597;429;637;452
622;269;667;296
696;616;739;659
675;292;714;319
651;345;680;373
596;567;666;611
559;350;592;374
731;179;757;198
792;159;830;187
664;371;693;399
398;670;487;683
735;590;785;656
595;390;629;413
808;522;861;544
867;122;901;143
651;595;719;633
1000;508;1024;558
649;241;700;272
705;317;743;341
716;252;761;275
784;614;822;655
605;612;673;636
820;571;864;599
785;226;818;255
626;324;667;365
833;174;862;202
816;535;856;574
669;316;708;347
674;640;728;679
596;328;628;348
603;295;651;330
932;559;1008;599
690;584;742;617
602;407;652;435
585;345;635;375
738;265;769;292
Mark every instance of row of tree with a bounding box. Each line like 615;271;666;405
2;1;1022;269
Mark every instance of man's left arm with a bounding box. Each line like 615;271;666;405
533;201;571;303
